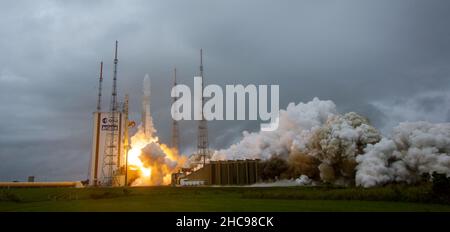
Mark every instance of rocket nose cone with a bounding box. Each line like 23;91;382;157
143;74;151;96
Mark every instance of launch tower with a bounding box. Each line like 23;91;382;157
172;68;180;152
197;49;210;166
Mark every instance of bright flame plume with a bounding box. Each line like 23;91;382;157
127;128;186;186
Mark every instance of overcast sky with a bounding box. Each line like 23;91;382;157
0;0;449;181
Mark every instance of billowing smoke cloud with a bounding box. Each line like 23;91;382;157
211;98;450;187
356;122;450;187
139;142;182;185
293;112;381;185
213;97;337;161
128;116;186;186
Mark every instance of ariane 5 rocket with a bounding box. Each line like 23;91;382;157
142;74;155;138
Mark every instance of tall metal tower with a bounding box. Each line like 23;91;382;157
102;41;120;186
96;61;103;111
111;41;119;112
171;68;180;152
89;61;104;185
123;94;130;187
197;49;209;166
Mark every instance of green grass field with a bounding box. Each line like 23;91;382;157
1;186;450;212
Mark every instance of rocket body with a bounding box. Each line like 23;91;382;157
142;74;155;138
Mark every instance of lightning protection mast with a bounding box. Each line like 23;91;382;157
102;41;119;186
197;49;210;166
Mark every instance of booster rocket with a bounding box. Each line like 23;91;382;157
142;74;155;138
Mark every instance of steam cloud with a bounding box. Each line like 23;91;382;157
356;122;450;187
212;98;450;187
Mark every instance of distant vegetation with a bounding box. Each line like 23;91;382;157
0;181;449;212
242;184;443;204
0;190;22;203
252;171;450;205
430;172;450;203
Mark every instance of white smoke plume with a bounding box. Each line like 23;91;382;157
212;97;337;161
356;122;450;187
212;98;450;187
294;111;381;185
249;175;315;187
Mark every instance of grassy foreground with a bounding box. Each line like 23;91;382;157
1;186;450;212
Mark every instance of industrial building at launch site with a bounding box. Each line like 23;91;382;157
87;41;262;188
172;160;261;186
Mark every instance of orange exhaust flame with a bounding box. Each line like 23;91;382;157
127;129;186;186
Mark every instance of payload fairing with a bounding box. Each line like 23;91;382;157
142;74;155;138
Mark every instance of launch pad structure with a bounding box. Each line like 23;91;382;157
197;49;211;167
89;41;129;187
89;41;157;187
172;68;179;152
88;45;259;187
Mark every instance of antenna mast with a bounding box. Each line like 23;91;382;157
96;61;103;111
172;68;180;152
102;41;120;186
197;49;209;166
123;94;130;187
111;40;119;112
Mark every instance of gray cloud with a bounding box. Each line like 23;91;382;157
0;0;449;181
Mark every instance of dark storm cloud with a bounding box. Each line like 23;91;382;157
0;0;449;181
